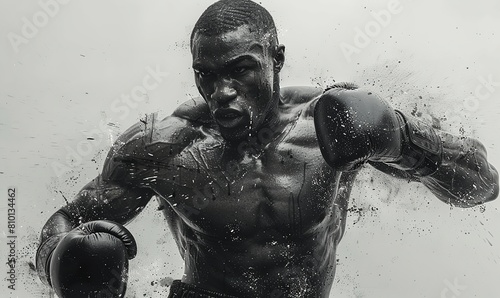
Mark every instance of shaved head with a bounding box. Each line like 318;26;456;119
190;0;279;52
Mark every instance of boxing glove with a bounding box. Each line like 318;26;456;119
314;85;442;176
39;220;137;298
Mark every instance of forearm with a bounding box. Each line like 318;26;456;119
36;209;75;286
369;109;498;206
421;132;499;207
36;176;152;286
315;86;499;206
37;184;102;285
37;189;91;286
39;177;119;243
39;209;77;242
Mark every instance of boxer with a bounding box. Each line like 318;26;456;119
36;0;498;297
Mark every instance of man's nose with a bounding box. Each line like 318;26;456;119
211;78;237;105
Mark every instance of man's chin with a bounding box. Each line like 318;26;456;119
218;126;252;142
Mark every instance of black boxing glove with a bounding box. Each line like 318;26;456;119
36;220;137;298
314;85;442;176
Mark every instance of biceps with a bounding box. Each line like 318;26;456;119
61;175;154;225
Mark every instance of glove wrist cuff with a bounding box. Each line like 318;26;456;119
35;233;68;287
394;110;443;177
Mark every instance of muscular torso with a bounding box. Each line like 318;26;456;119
104;87;358;297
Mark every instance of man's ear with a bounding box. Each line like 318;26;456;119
274;44;285;72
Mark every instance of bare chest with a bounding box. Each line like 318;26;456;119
150;118;338;239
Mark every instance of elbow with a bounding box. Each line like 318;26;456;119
450;177;498;208
484;165;499;203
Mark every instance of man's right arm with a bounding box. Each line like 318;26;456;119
36;177;154;287
36;101;209;287
39;176;154;243
36;119;158;286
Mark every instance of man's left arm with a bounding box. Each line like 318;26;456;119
314;86;499;207
372;128;498;207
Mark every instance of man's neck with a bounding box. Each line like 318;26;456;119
252;91;285;137
239;102;295;162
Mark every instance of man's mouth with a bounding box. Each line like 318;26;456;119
214;108;245;128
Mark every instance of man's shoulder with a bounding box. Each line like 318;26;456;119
102;99;212;182
281;83;360;102
113;97;211;151
281;83;360;117
172;97;213;125
281;86;323;105
113;113;200;151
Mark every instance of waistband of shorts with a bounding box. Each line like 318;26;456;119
168;280;239;298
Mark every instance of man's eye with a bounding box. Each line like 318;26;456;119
195;69;213;77
233;67;247;74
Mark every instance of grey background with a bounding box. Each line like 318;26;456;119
1;0;499;297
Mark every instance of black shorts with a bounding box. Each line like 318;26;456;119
168;280;238;298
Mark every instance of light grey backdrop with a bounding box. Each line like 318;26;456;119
1;0;499;297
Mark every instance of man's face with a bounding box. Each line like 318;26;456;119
191;26;282;141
